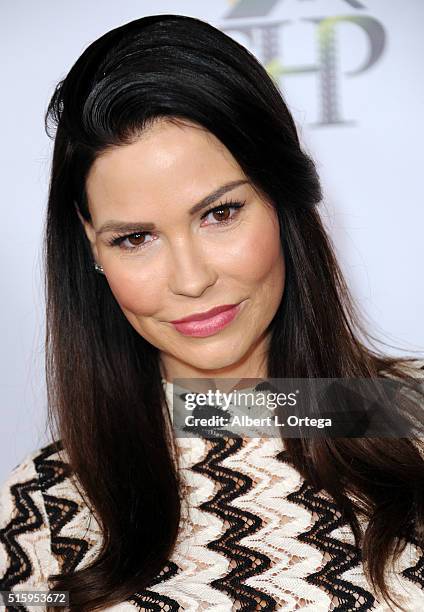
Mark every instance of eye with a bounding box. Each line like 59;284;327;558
200;199;246;227
107;231;155;252
106;198;246;253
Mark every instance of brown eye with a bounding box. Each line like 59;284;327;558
127;233;147;246
201;201;246;227
211;207;231;222
108;230;155;252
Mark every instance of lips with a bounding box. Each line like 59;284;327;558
170;303;240;324
170;302;244;338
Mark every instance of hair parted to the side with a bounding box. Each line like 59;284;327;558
43;13;424;611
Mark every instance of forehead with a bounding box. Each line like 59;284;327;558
85;119;243;219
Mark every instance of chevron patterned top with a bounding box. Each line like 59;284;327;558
1;361;424;611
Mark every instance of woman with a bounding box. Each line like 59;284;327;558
1;13;424;612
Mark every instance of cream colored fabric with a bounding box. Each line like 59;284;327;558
1;361;424;611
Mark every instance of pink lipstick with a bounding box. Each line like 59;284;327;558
170;302;243;337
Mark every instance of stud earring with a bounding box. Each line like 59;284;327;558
94;262;104;274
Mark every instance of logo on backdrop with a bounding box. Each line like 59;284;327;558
220;0;386;126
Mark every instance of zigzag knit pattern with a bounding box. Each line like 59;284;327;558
1;361;424;611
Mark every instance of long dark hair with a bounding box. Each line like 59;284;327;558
43;14;424;611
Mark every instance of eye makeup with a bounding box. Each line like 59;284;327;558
105;198;246;253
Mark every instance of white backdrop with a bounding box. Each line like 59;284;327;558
1;0;423;482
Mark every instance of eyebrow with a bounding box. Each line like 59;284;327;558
95;179;250;235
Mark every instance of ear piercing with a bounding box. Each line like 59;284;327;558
94;262;105;274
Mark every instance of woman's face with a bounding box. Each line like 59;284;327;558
81;118;285;380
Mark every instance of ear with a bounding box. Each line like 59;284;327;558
75;204;99;262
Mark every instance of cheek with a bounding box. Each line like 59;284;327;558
104;266;164;317
218;214;283;285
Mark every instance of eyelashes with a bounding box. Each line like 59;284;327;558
106;198;246;253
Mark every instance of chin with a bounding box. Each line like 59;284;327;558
182;349;244;373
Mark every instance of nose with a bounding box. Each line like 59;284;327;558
168;234;217;297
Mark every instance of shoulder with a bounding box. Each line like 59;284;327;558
0;440;67;526
0;441;63;590
0;440;72;508
0;440;102;592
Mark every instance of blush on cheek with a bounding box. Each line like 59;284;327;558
106;273;163;317
223;216;282;283
249;232;282;281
